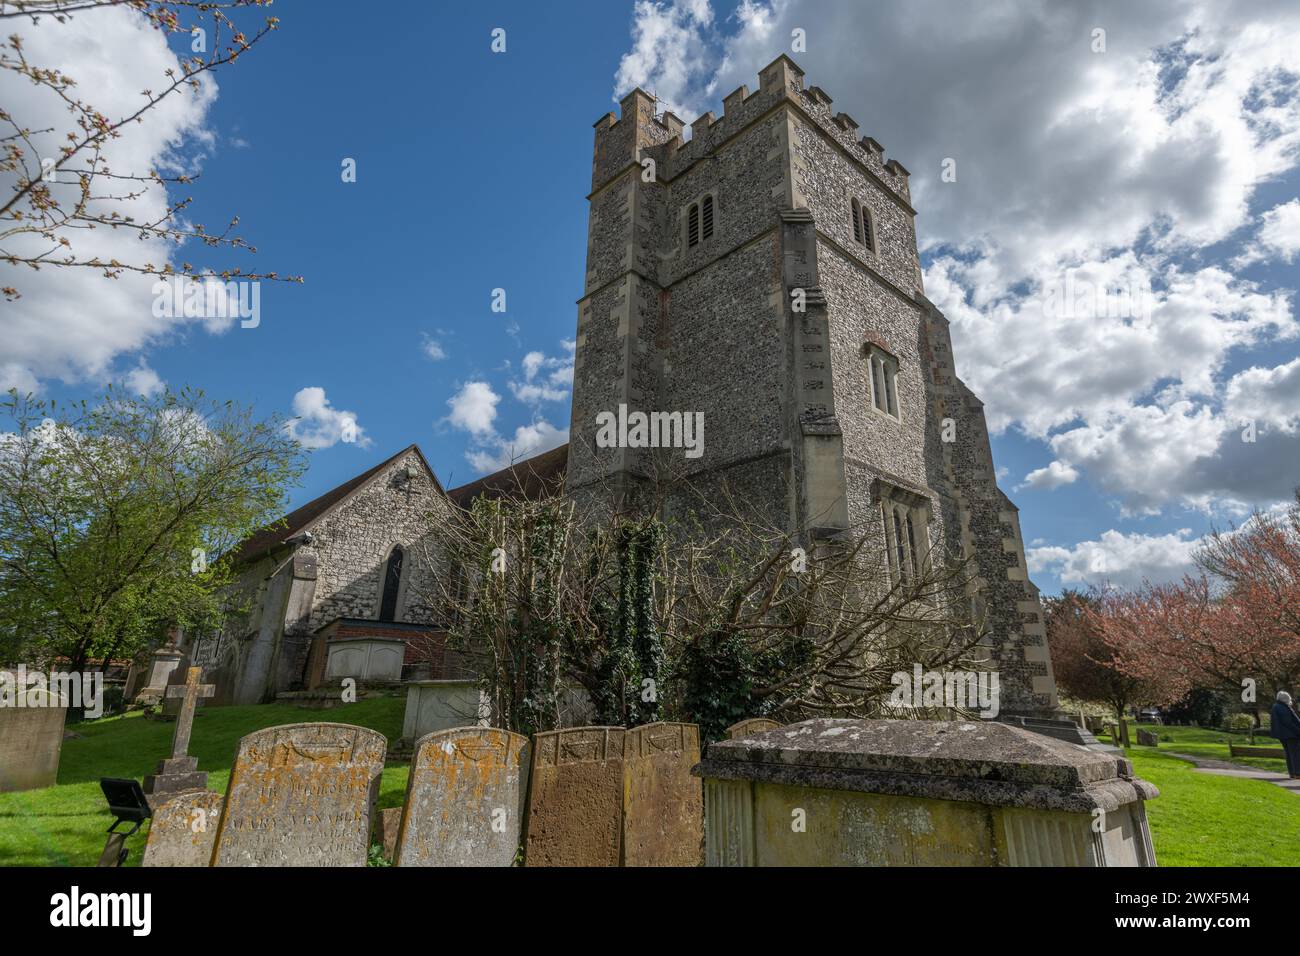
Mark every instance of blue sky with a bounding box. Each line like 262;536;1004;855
4;0;1299;596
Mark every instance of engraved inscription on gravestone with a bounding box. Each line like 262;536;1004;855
395;727;529;867
210;722;386;867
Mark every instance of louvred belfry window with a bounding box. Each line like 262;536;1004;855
702;194;714;240
852;198;862;243
688;203;700;247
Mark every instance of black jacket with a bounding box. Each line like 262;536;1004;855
1270;701;1300;741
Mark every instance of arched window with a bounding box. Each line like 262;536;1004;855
379;546;404;622
702;194;714;240
687;202;700;247
851;198;862;243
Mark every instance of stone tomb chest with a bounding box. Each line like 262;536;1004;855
399;680;491;746
693;718;1159;867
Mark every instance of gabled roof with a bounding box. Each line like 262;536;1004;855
228;444;441;565
447;443;568;509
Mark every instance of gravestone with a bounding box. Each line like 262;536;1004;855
143;666;214;803
1119;718;1132;748
695;719;1159;867
623;722;703;866
726;717;780;739
395;728;529;867
525;726;625;867
0;678;67;792
141;790;223;867
211;722;386;867
1136;729;1159;747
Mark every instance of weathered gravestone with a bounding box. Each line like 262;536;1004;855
210;722;386;867
695;718;1159;867
395;727;529;867
1136;729;1159;747
623;722;703;866
525;726;625;866
0;677;67;792
141;790;223;867
726;718;780;739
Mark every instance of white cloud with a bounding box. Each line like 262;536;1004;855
0;7;228;389
1237;198;1300;266
1018;460;1079;491
615;0;718;120
421;335;447;361
1027;529;1202;589
466;419;569;474
123;360;165;397
508;341;575;404
445;381;501;437
285;387;369;450
1225;356;1300;434
446;376;569;474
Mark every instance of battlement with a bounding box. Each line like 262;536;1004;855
591;55;911;202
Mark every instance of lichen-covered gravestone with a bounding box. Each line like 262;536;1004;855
1136;729;1159;747
525;726;625;866
623;722;703;866
142;790;223;867
394;728;529;867
210;723;386;867
695;718;1160;867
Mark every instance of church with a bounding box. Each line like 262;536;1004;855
188;55;1059;720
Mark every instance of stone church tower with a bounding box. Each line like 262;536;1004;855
566;55;1059;718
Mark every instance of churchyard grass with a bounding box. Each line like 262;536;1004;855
1127;748;1300;866
0;697;410;867
1124;723;1289;774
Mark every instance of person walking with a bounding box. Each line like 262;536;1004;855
1270;691;1300;778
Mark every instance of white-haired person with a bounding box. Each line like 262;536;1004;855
1270;691;1300;778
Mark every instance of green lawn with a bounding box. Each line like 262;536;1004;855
1107;722;1290;773
1128;748;1300;866
0;696;411;867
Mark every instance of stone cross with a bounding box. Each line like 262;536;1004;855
165;667;214;760
143;666;214;804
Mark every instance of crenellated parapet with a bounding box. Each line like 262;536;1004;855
592;55;912;205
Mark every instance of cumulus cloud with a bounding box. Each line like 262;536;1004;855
445;381;500;437
1027;529;1202;589
0;7;230;389
1236;199;1300;266
509;341;575;404
1018;460;1079;492
285;387;369;450
123;361;165;397
445;377;568;474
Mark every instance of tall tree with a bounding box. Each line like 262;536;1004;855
1046;588;1178;722
0;386;305;670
